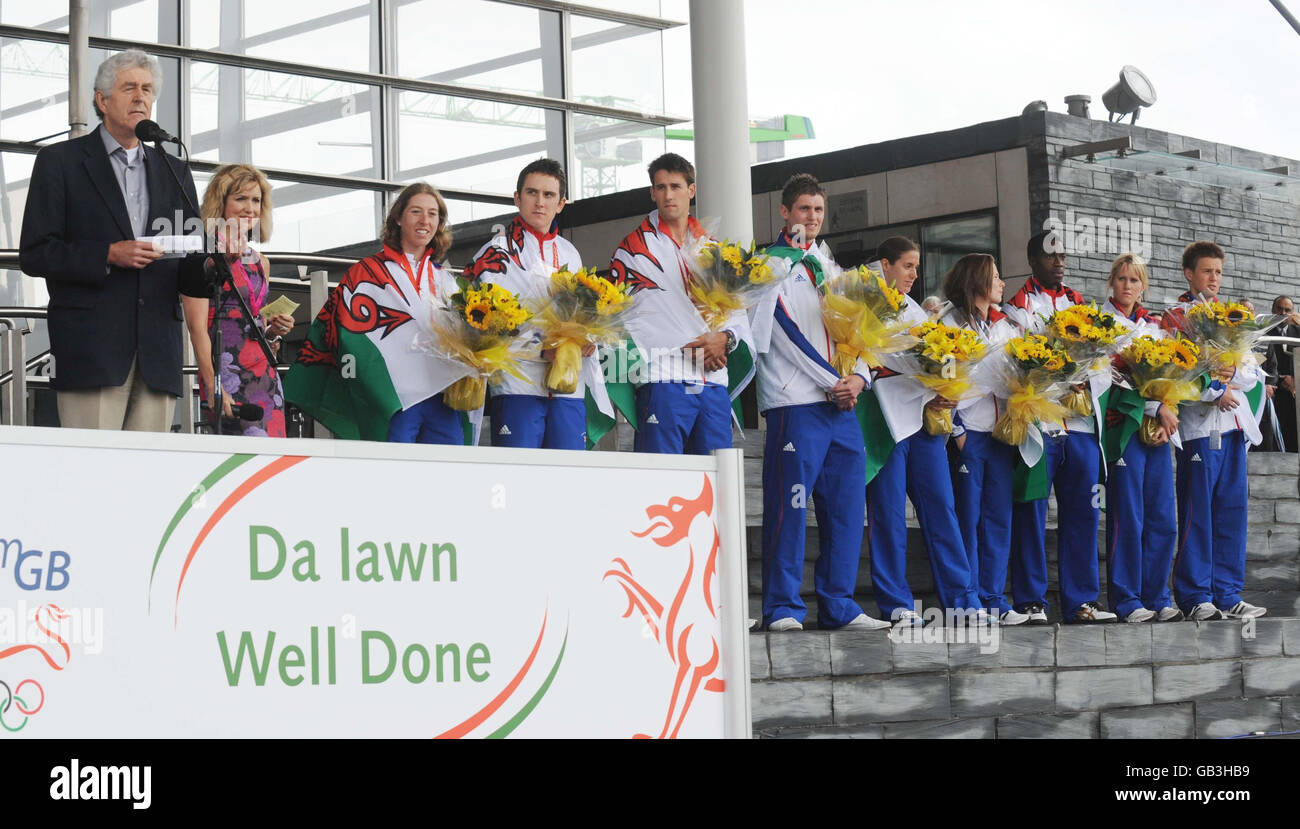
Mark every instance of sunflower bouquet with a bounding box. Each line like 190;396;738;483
429;276;532;410
819;265;918;376
682;239;785;330
1116;335;1205;446
1043;304;1126;417
884;320;986;435
1172;300;1284;375
990;334;1077;447
528;267;633;394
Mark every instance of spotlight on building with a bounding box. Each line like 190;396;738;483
1102;66;1157;124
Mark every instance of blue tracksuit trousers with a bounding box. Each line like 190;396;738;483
761;402;867;629
1173;433;1248;610
1105;437;1177;617
869;430;979;618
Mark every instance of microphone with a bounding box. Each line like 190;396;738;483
134;119;179;144
232;403;264;421
218;402;264;434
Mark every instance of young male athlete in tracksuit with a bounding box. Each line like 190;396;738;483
464;158;591;449
1161;240;1267;621
609;153;752;454
755;174;890;632
1003;230;1117;624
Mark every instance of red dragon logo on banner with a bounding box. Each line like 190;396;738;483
604;476;724;739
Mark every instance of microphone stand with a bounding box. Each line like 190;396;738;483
152;136;278;435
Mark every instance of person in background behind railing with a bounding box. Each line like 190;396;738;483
179;164;292;436
1261;295;1298;453
18;49;198;431
921;295;944;318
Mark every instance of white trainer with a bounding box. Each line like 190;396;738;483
891;609;923;627
1187;602;1223;621
842;613;891;631
999;609;1030;626
1156;606;1185;622
1222;601;1267;619
1125;608;1156;623
768;617;803;632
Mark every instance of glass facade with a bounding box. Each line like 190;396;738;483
824;211;1000;301
0;0;685;266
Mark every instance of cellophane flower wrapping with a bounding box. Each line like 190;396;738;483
891;320;987;435
989;334;1077;447
1115;334;1205;445
1043;303;1128;417
1169;300;1286;375
528;267;632;394
423;276;533;410
819;265;918;376
682;238;785;331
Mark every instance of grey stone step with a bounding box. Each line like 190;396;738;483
750;617;1300;737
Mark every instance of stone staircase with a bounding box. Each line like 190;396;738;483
737;428;1300;738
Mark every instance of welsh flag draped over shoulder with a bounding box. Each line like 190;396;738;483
283;250;474;443
762;245;895;484
604;213;756;435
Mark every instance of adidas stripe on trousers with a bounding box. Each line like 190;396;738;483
869;430;979;618
488;393;586;450
633;382;733;455
761;402;867;629
1173;433;1248;610
954;429;1017;613
1105;437;1177;617
1011;431;1103;615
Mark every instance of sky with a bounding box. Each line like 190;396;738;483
727;0;1300;163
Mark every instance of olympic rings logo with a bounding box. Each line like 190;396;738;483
0;679;45;733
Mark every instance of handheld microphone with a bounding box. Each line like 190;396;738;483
230;403;264;421
134;119;179;144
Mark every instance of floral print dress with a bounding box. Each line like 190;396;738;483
202;258;286;437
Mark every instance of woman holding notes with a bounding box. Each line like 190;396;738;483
181;163;293;437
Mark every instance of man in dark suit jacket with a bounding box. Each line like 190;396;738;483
1262;295;1298;452
20;49;198;431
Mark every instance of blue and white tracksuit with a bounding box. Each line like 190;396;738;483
869;296;979;618
1005;277;1107;615
756;239;870;629
1163;294;1263;611
943;306;1019;614
1102;299;1177;618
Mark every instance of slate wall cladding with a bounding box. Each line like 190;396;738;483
1036;112;1299;311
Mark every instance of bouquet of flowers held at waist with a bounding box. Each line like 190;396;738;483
528;266;632;394
990;334;1078;447
890;320;987;435
1115;334;1204;446
426;276;532;410
819;265;918;376
682;239;784;331
1043;303;1126;417
1169;299;1285;375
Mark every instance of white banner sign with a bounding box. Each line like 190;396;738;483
0;427;751;738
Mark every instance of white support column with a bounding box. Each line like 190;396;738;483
688;0;753;244
713;447;753;739
68;0;90;138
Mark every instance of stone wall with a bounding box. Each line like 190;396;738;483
1035;111;1300;311
750;620;1300;739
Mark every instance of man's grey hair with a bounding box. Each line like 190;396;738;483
92;49;162;120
